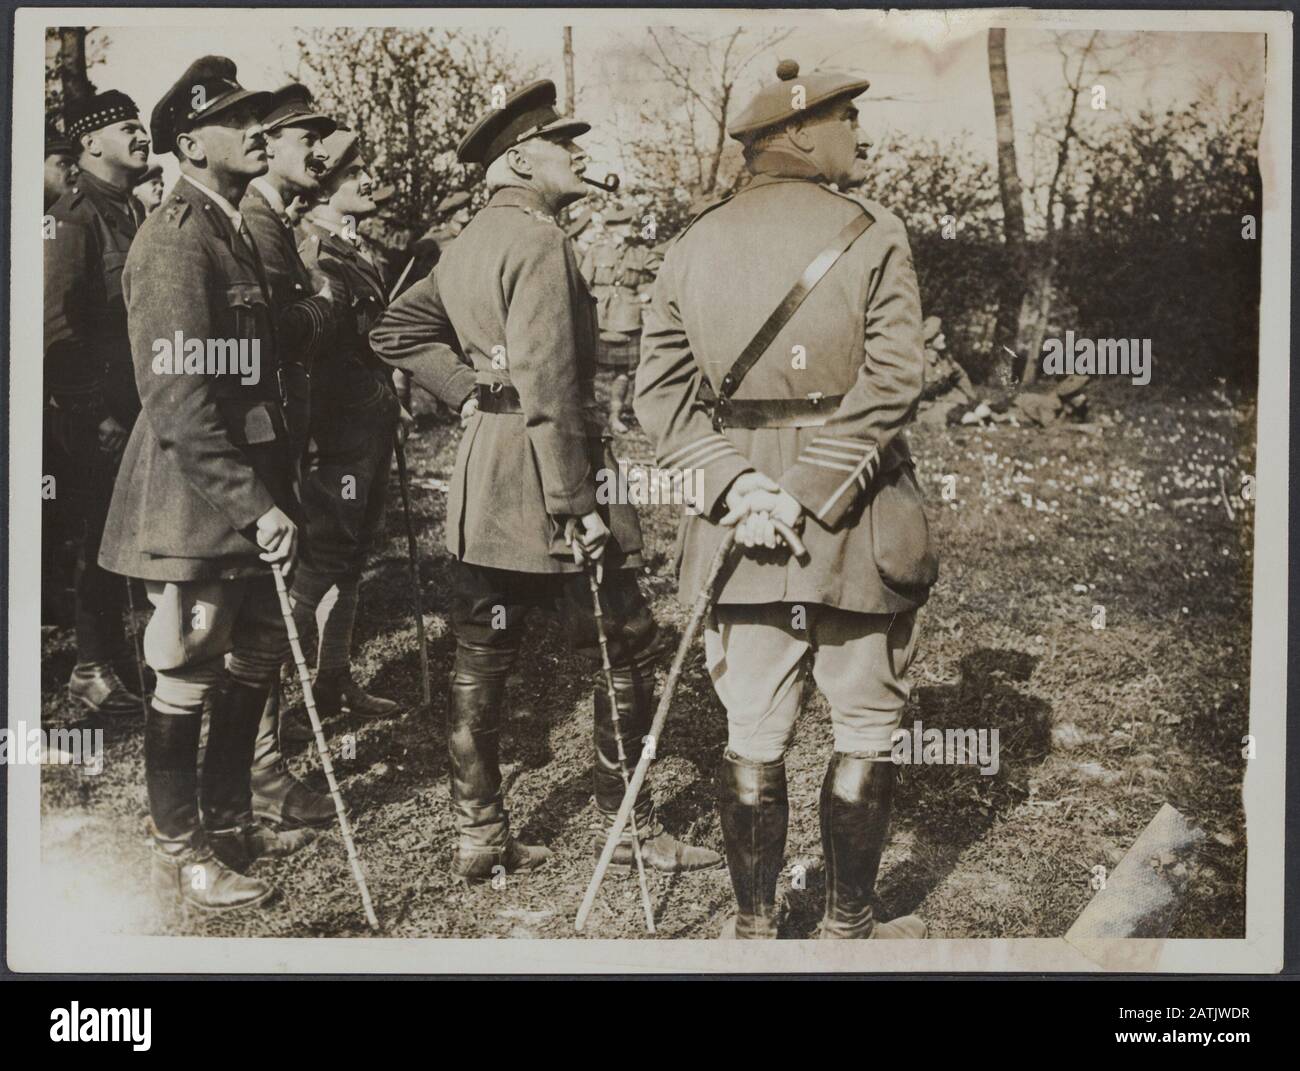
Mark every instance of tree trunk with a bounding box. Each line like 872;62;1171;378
59;27;92;111
562;27;575;116
988;28;1030;381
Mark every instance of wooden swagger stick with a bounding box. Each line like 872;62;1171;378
575;520;807;932
393;435;432;708
271;562;380;932
586;562;656;934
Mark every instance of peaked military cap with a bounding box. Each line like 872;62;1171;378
373;185;395;204
602;204;635;225
457;80;590;166
137;161;164;183
45;120;77;159
437;190;471;215
65;90;140;140
728;59;870;141
316;128;363;182
151;55;272;154
260;83;336;135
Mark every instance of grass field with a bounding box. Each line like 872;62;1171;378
38;377;1255;940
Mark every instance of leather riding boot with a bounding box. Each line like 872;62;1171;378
592;663;721;873
718;751;788;939
202;678;312;873
250;682;337;830
144;703;202;840
606;375;630;434
144;705;271;912
149;822;274;913
312;670;399;720
69;660;142;717
819;752;926;939
448;642;551;882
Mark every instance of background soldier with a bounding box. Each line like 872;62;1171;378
240;83;340;828
371;80;719;882
636;60;939;939
293;128;406;728
580;205;656;433
99;56;311;913
44;122;79;210
132;161;165;217
44;89;150;717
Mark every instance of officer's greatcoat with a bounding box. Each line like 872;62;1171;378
635;157;937;614
370;185;643;574
99;178;296;582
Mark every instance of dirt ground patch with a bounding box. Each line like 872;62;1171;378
38;378;1253;939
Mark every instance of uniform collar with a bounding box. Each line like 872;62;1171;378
182;174;244;231
487;185;558;224
306;211;375;265
745;150;827;184
74;167;135;206
249;177;289;222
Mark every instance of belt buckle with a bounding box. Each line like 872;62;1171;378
806;391;825;408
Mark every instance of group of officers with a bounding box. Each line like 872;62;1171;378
43;50;939;940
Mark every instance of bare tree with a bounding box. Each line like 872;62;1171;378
987;28;1028;378
45;26;108;122
296;27;531;249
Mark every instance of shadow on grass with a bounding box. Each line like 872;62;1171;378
781;647;1052;937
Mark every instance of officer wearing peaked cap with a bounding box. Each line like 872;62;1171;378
44;89;151;718
371;79;721;883
636;60;939;939
99;56;316;914
238;84;343;831
292;127;405;734
580;204;657;433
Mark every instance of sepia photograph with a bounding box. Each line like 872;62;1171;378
6;5;1290;976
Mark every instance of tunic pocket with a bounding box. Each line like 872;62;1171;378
869;462;939;591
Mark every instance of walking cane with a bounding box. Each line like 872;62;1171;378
586;562;656;934
388;256;416;303
575;521;806;932
271;561;381;932
122;579;150;718
393;435;432;708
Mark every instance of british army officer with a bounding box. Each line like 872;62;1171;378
371;81;719;883
99;57;313;912
636;61;938;939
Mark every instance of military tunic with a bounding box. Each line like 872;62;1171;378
99;177;297;583
295;214;401;578
43;170;143;660
370;185;643;575
636;157;938;616
241;179;334;456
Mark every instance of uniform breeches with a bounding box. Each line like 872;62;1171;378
142;576;288;714
705;603;919;763
448;561;660;669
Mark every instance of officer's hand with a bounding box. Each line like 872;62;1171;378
459;396;480;428
740;487;803;532
719;471;781;526
735;509;778;549
256;506;298;574
97;415;129;456
396;404;415;445
565;512;611;580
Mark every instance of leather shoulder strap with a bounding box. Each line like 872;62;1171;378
718;209;874;399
